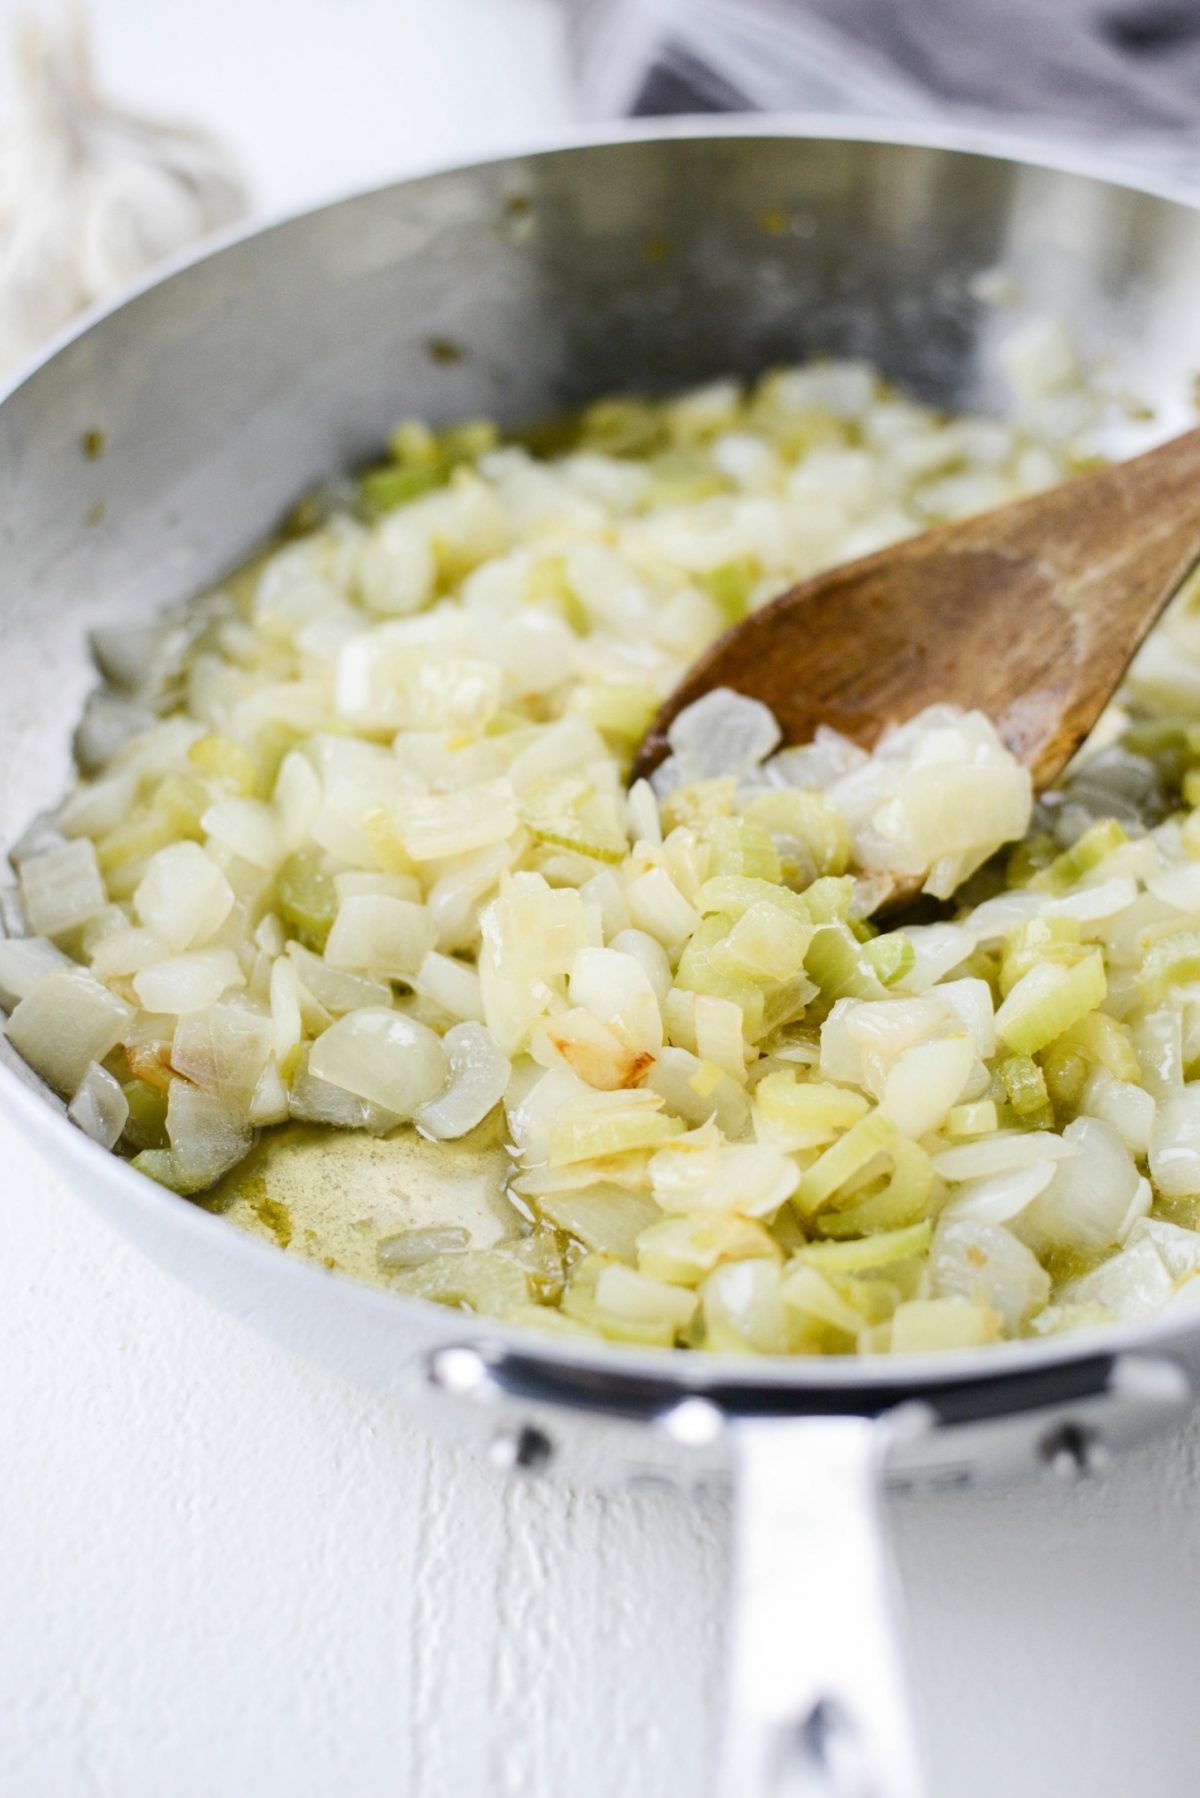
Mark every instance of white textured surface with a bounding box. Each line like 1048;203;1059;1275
7;1139;1200;1798
4;5;1200;1795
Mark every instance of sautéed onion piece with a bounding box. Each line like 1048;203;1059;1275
8;347;1200;1355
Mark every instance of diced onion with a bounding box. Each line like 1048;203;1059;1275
308;1008;449;1116
667;687;781;779
19;840;108;937
890;1296;995;1352
133;950;245;1015
0;936;70;1009
930;1219;1050;1329
1149;1088;1200;1198
1016;1117;1140;1257
416;1021;510;1140
166;1082;253;1192
134;843;234;952
325;895;435;978
940;1160;1058;1226
5;968;132;1095
68;1061;130;1149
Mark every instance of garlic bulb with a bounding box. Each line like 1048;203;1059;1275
0;13;247;377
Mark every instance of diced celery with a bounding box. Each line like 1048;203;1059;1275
705;816;781;882
743;789;850;879
439;419;500;463
187;733;259;796
796;1110;896;1214
688;1059;725;1100
675;916;766;1028
816;1140;934;1238
801;877;856;924
519;775;627;864
636;1213;778;1285
999;915;1084;996
793;1220;931;1273
362;418;494;514
1053;1011;1140;1082
1139;930;1200;1005
890;1294;995;1351
804;922;887;1002
505;1305;599;1341
548;1106;684;1166
360;462;450;511
778;1263;866;1336
121;1077;170;1150
387;418;439;465
945;1099;999;1137
1041;1040;1089;1110
577;397;666;457
998;1054;1051;1119
754;1071;870;1149
1031;819;1127;892
995;951;1106;1056
661;779;737;834
698;558;758;621
863;933;915;988
569;683;660;745
709;902;811;982
640;448;727;509
389;1249;529;1318
695;874;810;923
561;1255;678;1346
276;851;338;948
1006;833;1059;887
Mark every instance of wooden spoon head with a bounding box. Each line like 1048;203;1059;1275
636;543;1076;784
635;429;1200;793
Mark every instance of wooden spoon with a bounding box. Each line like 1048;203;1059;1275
634;430;1200;884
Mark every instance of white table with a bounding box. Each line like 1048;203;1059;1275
4;5;1200;1793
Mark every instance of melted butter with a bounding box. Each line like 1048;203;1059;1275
201;1115;520;1287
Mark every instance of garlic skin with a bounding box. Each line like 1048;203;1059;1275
0;14;248;377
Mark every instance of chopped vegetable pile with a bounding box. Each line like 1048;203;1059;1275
8;333;1200;1355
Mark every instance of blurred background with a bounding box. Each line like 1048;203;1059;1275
6;0;1200;378
0;0;570;213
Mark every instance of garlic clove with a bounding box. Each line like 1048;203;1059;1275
89;110;247;236
0;13;248;376
0;169;86;371
79;152;210;295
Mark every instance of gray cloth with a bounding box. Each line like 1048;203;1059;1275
562;0;1200;182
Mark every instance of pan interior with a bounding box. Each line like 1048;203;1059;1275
5;126;1200;1388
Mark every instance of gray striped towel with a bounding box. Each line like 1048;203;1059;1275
561;0;1200;184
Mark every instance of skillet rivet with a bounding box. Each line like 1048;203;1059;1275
427;1344;490;1395
660;1397;725;1447
489;1425;553;1474
1041;1421;1110;1479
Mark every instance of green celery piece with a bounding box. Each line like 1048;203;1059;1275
863;933;914;988
1030;819;1127;893
805;922;887;1003
698;558;758;621
998;1053;1051;1118
1139;929;1200;1005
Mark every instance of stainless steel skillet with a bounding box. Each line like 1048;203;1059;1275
4;120;1200;1798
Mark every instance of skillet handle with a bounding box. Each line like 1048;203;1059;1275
719;1410;929;1798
